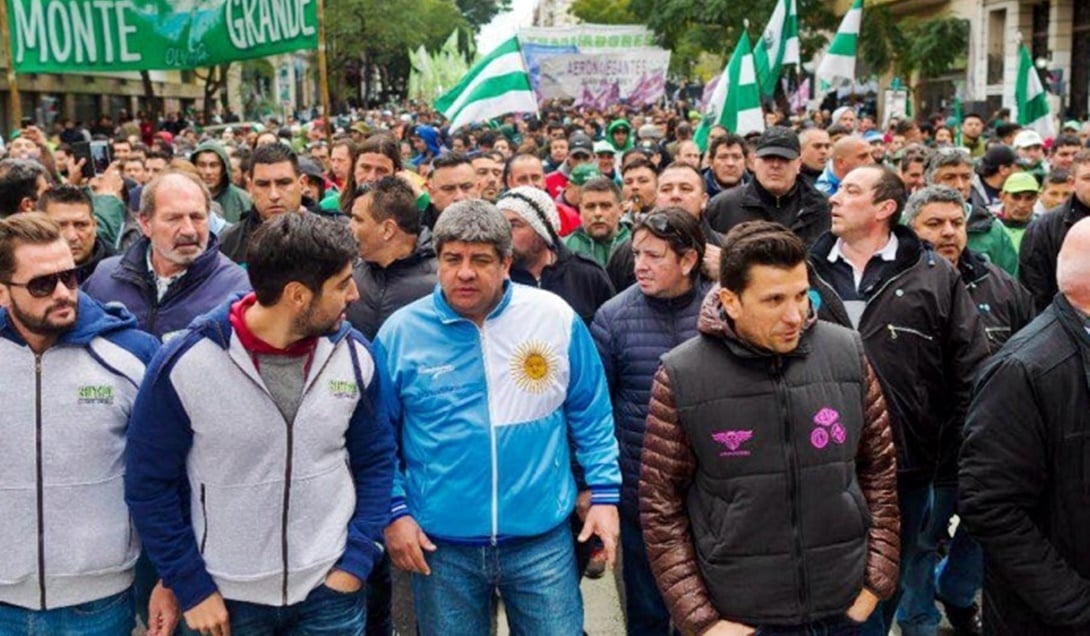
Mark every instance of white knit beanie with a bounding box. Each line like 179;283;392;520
497;186;561;246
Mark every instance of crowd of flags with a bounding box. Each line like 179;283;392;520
435;1;1060;147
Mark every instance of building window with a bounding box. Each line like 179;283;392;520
1072;0;1090;118
987;9;1006;86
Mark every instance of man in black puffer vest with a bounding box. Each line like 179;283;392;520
641;221;900;635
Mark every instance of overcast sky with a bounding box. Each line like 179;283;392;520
477;0;538;52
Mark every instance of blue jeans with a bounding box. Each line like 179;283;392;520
0;587;134;635
930;486;983;609
756;614;863;636
364;553;392;636
620;513;672;635
225;583;365;636
862;480;932;636
412;521;582;636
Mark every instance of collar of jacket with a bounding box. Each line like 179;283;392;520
1064;194;1090;226
748;176;800;209
812;224;934;278
432;279;513;325
1052;293;1090;354
644;279;705;312
186;292;352;351
695;284;817;360
0;291;137;347
116;233;225;289
956;248;991;286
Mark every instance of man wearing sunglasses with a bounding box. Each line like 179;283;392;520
0;213;159;633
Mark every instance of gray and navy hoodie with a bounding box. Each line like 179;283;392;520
124;298;396;611
0;294;159;610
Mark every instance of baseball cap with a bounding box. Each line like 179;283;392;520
570;163;601;186
864;130;885;144
593;140;616;156
351;121;371;135
1062;120;1081;132
297;157;325;181
1013;129;1044;149
755;126;800;160
1002;172;1040;194
569;133;594;157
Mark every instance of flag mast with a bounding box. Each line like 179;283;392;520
0;0;22;130
317;0;332;145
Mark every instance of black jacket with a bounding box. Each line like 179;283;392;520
810;226;989;483
510;241;615;325
957;249;1035;351
218;209;264;265
1019;196;1090;312
605;214;723;293
959;294;1090;634
345;232;438;341
705;176;830;247
75;237;116;285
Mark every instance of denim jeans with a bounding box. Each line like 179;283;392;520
930;485;983;609
620;513;672;635
364;553;392;636
224;583;365;636
412;521;583;636
0;587;134;636
756;614;863;636
862;480;933;636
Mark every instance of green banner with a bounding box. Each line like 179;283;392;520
7;0;319;73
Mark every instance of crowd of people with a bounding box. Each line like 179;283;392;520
0;96;1089;636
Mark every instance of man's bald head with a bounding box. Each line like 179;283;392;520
1058;217;1090;312
832;136;874;179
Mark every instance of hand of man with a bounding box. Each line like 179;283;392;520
701;619;756;636
146;580;181;636
577;504;619;567
324;568;363;593
702;244;722;282
845;587;879;623
67;157;87;185
575;489;592;522
90;162;124;199
183;592;230;636
385;515;437;575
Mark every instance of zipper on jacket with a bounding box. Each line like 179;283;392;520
886;324;935;342
281;420;295;605
199;484;208;555
477;324;499;545
34;354;46;610
773;357;809;618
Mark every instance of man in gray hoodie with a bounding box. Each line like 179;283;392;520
0;213;158;633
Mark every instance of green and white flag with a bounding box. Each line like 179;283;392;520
435;36;538;132
694;31;765;152
753;0;799;97
815;0;863;92
1016;43;1055;138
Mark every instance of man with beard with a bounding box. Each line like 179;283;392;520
0;158;51;217
83;172;249;340
0;213;158;634
220;144;307;265
501;186;614;325
471;151;504;202
126;212;396;636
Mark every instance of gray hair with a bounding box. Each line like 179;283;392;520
924;147;973;184
902;185;966;226
433;198;512;258
139;171;211;219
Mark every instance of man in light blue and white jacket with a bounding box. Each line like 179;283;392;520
125;213;396;636
0;213;159;633
377;199;621;636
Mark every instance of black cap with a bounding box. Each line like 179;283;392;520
981;144;1017;170
569;133;594;157
297;157;325;181
755;126;800;160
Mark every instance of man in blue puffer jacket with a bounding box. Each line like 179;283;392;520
591;207;711;635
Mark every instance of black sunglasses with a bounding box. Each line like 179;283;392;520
636;214;696;251
4;268;79;298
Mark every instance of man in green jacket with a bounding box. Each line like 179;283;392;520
565;177;631;267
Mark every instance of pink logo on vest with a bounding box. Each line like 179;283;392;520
811;407;846;449
713;430;754;457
